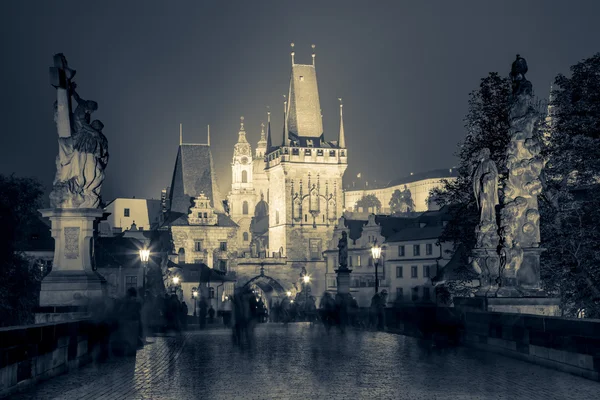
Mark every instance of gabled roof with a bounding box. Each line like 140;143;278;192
168;144;224;219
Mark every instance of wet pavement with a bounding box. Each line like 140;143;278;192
11;323;600;399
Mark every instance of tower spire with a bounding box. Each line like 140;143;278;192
179;123;182;145
311;44;316;66
338;98;345;148
237;116;248;143
207;125;210;146
283;95;288;147
290;42;295;65
266;108;272;153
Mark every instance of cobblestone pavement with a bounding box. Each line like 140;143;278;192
12;323;600;400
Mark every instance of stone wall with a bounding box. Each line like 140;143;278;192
385;305;600;381
0;319;98;398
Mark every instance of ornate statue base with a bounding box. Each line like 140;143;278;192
335;266;352;295
35;208;106;324
469;247;559;316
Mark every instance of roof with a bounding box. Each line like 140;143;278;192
250;215;269;236
344;215;417;242
167;261;236;283
168;212;238;227
386;168;459;188
95;236;145;269
168;144;224;220
385;225;443;243
286;63;324;139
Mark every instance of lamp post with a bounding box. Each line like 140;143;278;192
192;288;198;317
139;248;150;296
371;241;382;294
303;274;310;319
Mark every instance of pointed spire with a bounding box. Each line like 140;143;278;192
283;95;288;147
290;42;295;65
311;44;316;66
237;116;248;143
338;98;345;148
207;125;210;146
179;123;182;145
266;108;272;152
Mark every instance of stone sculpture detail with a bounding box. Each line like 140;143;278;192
498;55;543;290
49;53;109;209
472;148;500;249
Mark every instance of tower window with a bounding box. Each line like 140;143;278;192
243;201;249;215
220;242;228;251
304;214;308;222
276;210;280;225
299;76;304;81
242;170;248;183
243;232;249;241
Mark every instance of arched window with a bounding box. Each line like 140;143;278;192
243;201;249;215
178;248;185;264
276;210;280;224
243;232;249;241
242;170;248;183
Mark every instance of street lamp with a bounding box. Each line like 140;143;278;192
192;288;198;317
371;241;382;294
286;291;292;297
302;275;311;319
139;248;150;295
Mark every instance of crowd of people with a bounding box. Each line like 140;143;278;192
89;286;389;359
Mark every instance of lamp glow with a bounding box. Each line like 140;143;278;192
303;275;310;283
371;243;382;260
287;291;292;297
173;276;180;284
139;249;150;263
192;290;198;298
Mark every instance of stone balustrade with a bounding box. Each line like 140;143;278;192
0;319;99;398
385;304;600;381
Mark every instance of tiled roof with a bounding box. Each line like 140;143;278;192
168;144;224;219
344;215;417;242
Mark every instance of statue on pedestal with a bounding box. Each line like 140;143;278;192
49;53;109;209
497;54;545;295
338;231;348;269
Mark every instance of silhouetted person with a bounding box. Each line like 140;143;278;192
208;305;215;323
222;297;232;327
199;296;208;329
181;301;188;330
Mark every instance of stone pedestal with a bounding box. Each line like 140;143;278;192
36;208;106;323
335;267;352;295
472;248;501;296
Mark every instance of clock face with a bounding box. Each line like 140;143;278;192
241;157;249;165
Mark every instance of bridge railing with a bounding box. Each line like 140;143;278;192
384;304;600;382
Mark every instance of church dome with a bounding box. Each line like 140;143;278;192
254;198;269;219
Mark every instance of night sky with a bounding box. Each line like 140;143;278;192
1;1;599;202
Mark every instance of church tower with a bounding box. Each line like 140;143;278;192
265;44;348;260
228;116;256;251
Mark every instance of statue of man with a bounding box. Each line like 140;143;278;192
338;231;349;268
473;148;499;225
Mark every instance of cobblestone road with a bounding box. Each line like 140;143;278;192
12;323;600;400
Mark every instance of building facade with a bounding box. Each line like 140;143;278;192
103;198;162;233
344;169;459;214
323;207;452;306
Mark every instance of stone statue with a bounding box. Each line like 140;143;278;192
400;185;415;212
49;54;109;209
338;231;348;268
496;55;545;294
472;148;500;248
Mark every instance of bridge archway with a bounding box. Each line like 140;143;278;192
241;271;289;315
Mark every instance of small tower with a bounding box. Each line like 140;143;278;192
228;116;257;252
256;122;267;159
